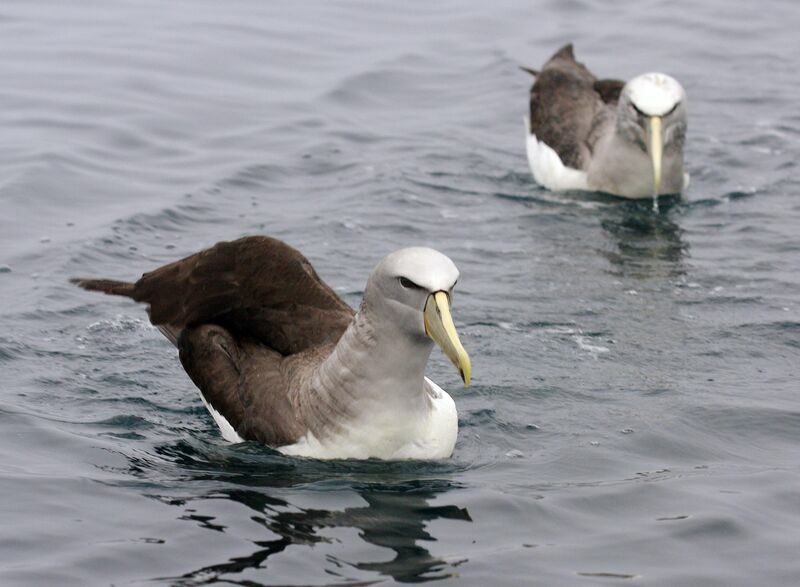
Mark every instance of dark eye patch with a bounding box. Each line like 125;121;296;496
630;102;647;117
664;101;681;117
631;100;681;118
399;276;424;290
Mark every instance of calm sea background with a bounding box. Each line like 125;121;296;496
1;1;799;585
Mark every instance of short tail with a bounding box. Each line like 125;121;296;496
69;278;135;298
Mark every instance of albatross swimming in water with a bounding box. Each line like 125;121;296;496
71;236;471;460
522;44;689;205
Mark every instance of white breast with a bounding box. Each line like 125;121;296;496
277;377;458;460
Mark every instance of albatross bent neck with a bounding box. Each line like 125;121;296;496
284;305;445;459
317;306;434;406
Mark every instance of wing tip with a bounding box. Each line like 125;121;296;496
69;277;135;297
555;43;575;59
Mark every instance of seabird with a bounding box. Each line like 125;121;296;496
522;44;689;205
71;236;471;460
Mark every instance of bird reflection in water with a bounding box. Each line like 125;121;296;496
155;480;471;585
598;197;688;279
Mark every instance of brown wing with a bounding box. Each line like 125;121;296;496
526;44;608;170
177;324;307;445
73;235;355;355
593;78;626;105
72;235;352;444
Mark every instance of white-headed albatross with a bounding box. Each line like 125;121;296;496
522;44;689;205
71;236;471;460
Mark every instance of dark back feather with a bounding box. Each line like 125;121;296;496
73;236;354;355
593;78;625;105
525;44;623;170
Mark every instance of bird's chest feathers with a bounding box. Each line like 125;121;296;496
279;315;458;460
281;379;457;460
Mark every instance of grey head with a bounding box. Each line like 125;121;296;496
616;73;688;196
363;247;471;385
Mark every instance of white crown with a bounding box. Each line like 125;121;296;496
626;73;685;116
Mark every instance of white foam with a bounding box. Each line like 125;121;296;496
575;335;610;355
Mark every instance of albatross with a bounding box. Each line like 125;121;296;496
522;44;689;205
71;236;471;460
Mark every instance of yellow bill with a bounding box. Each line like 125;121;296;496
423;291;471;386
648;115;663;197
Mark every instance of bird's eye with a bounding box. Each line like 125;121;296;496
399;276;423;290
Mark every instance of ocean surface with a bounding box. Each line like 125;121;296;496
1;1;799;585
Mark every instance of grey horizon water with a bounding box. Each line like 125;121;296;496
1;0;799;584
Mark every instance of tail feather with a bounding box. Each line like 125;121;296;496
69;278;136;298
71;277;182;345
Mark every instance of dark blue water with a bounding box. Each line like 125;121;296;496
2;1;799;585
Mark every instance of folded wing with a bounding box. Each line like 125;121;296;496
72;235;355;355
524;43;620;171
